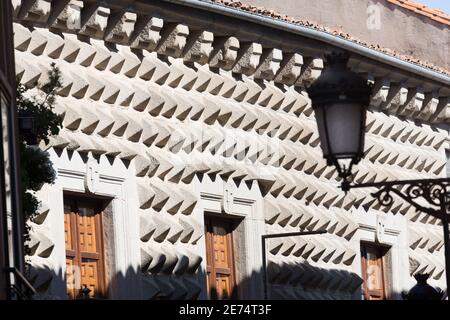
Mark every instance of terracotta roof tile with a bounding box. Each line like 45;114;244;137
431;16;450;25
208;0;450;76
387;0;450;24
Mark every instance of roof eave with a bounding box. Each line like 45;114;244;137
162;0;450;87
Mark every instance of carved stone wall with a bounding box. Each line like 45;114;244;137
13;0;449;300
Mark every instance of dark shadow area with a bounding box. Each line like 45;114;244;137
25;246;428;300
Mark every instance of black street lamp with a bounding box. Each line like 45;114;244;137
307;51;450;298
307;52;372;185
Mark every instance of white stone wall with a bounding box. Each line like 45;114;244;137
12;0;449;300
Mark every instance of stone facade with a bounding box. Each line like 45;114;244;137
12;0;449;299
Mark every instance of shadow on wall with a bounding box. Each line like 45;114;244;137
24;256;389;300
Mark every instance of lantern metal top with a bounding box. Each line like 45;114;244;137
307;52;372;107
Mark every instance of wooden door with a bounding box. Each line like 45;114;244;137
361;244;386;300
64;196;106;299
205;217;237;300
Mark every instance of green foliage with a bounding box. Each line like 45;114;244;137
16;63;62;145
20;145;56;214
17;63;63;254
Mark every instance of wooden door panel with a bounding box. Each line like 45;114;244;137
366;262;383;291
216;275;231;299
361;244;386;300
214;267;232;274
66;258;77;299
81;259;101;298
213;234;229;268
64;210;73;250
205;217;236;300
64;196;105;299
77;210;97;253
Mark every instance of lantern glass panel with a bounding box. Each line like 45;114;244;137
315;102;364;160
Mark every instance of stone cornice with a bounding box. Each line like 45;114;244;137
11;0;449;123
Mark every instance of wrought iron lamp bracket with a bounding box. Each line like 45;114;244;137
344;178;450;222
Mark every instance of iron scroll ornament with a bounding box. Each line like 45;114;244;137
345;178;450;222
